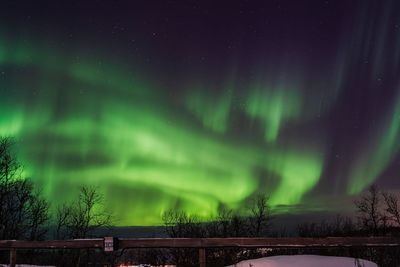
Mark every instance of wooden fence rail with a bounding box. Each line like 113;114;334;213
1;237;400;267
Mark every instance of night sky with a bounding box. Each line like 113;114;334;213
1;0;400;225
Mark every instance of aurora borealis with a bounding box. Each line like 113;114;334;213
1;0;400;225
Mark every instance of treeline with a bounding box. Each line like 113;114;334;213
0;137;49;240
298;185;400;237
118;195;272;267
163;194;271;239
0;137;112;241
0;137;112;266
150;185;400;267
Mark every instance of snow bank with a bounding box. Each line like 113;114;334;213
227;255;378;267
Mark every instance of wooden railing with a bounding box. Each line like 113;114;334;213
1;237;400;267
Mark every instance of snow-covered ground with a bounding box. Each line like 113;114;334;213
227;255;378;267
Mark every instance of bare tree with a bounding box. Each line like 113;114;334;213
162;210;205;266
0;137;49;240
383;191;400;227
355;185;385;234
27;190;50;240
0;137;21;182
211;207;233;237
55;186;112;239
54;203;73;239
161;195;272;266
248;194;271;237
162;210;205;238
163;195;272;239
52;186;113;267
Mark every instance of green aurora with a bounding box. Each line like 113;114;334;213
0;38;327;225
1;0;400;225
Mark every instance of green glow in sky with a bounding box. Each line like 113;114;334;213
245;87;302;142
0;38;329;225
268;150;324;205
348;91;400;194
185;89;232;133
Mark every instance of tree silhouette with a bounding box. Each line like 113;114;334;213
55;185;112;239
248;194;271;237
354;185;387;234
382;191;400;227
0;137;49;240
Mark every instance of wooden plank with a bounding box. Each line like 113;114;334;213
199;248;206;267
118;237;400;249
9;248;16;267
0;239;103;249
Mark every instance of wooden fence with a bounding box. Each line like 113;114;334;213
1;237;400;267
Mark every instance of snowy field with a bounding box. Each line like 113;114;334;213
227;255;378;267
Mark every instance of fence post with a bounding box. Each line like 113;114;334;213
10;248;16;267
199;248;206;267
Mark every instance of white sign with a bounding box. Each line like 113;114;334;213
104;236;114;252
